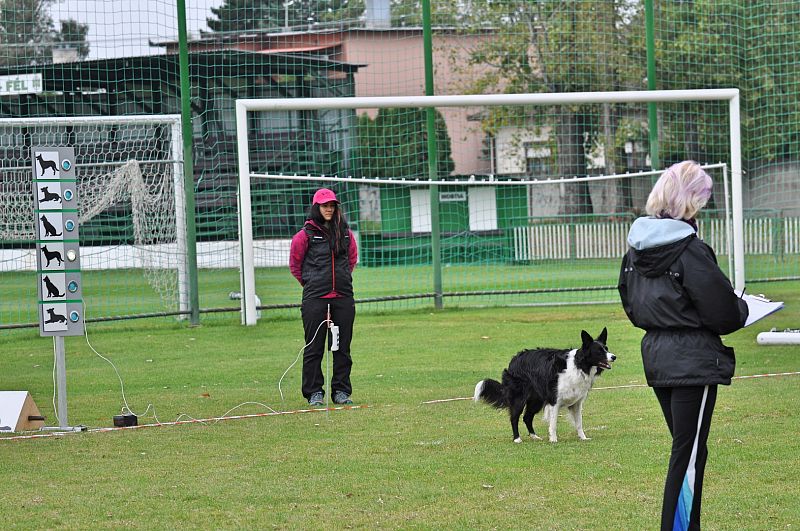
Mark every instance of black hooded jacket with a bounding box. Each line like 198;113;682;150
618;217;749;387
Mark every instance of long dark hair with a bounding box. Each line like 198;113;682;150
307;202;350;253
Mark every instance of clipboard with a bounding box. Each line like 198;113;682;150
734;290;784;327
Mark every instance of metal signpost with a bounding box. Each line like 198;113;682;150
32;147;84;431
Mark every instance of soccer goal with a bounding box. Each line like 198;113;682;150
234;90;743;325
0;115;189;327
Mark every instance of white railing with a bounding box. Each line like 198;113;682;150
575;222;630;259
788;218;800;254
513;217;800;260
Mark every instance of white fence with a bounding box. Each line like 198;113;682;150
513;217;800;260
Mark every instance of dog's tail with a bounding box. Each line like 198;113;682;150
473;378;507;409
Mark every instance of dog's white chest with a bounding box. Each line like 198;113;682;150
556;351;596;406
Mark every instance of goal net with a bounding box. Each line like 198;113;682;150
0;115;188;327
233;91;745;325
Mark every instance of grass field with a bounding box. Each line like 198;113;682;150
1;283;799;529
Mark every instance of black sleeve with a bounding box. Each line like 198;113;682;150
617;251;635;324
681;240;749;335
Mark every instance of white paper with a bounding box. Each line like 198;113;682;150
734;290;784;327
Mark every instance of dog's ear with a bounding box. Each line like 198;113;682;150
581;330;592;349
597;327;608;345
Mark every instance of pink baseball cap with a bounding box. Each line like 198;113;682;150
312;188;339;205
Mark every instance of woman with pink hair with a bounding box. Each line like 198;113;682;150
618;161;748;530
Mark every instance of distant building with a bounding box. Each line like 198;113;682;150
156;26;497;177
0;50;363;241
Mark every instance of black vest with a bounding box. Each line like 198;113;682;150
301;223;353;300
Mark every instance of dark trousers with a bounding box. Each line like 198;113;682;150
653;385;718;531
300;297;355;399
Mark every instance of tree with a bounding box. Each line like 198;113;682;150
54;18;90;60
447;0;645;216
0;0;89;66
206;0;281;33
205;0;364;34
356;108;454;179
653;0;800;166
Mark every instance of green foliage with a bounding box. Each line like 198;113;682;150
737;1;800;163
446;1;649;214
55;18;89;59
0;0;89;66
356;107;455;179
431;0;800;205
206;0;282;33
205;0;364;34
390;0;467;27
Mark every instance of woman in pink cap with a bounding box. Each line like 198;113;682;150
289;188;359;406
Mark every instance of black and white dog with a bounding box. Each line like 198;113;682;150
474;328;615;443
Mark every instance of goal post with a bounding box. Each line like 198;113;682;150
235;90;743;325
0;114;192;325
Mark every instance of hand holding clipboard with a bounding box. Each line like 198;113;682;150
734;289;784;327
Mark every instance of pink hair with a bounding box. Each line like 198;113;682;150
645;161;713;220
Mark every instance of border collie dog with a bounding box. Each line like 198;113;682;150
474;328;615;443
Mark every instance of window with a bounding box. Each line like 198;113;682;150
524;142;551;177
468;187;497;231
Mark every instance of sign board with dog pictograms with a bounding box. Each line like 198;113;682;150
32;147;83;336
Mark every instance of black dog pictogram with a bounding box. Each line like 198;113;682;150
39;215;62;237
42;276;65;298
40;246;63;267
39;186;62;203
44;308;67;324
36;154;58;176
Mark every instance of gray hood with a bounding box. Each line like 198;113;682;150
627;217;696;251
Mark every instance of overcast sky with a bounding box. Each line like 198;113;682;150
51;0;226;59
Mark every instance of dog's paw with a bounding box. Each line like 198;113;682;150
513;437;523;444
579;436;591;441
529;434;542;441
549;437;558;443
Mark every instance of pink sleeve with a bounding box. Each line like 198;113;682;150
348;229;358;271
289;230;308;284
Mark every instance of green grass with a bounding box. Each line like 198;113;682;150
1;284;799;529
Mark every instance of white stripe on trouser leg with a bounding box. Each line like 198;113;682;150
674;385;709;531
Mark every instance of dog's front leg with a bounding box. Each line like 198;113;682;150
547;404;559;442
569;401;590;440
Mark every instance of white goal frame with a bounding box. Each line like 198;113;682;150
0;114;190;316
235;90;743;326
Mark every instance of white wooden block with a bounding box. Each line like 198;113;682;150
0;391;45;432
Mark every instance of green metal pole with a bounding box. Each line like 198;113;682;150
421;0;442;309
176;0;200;325
645;0;660;170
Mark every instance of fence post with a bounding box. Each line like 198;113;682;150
176;0;200;325
773;216;784;259
422;0;442;309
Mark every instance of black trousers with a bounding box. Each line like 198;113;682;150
653;385;718;531
300;297;355;400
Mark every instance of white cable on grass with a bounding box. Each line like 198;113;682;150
278;318;330;400
174;413;208;425
173;403;280;427
80;301;321;428
82;301;159;422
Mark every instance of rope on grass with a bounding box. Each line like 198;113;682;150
422;370;800;404
0;404;368;441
